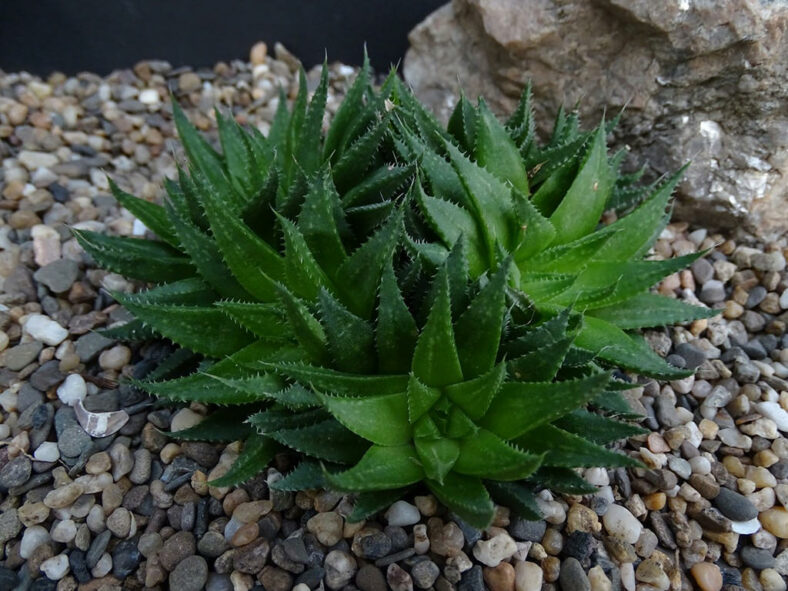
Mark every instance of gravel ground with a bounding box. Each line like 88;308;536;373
1;43;788;591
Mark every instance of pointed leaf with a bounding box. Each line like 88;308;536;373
324;444;424;491
108;178;178;245
555;409;647;445
415;438;460;484
216;300;290;342
516;424;641;468
486;481;542;520
298;171;348;276
588;292;715;330
412;267;463;387
549;123;613;244
276;284;329;364
532;466;599;495
376;263;419;374
318;289;376;373
270;460;326;491
407;374;442;424
278;213;332;300
481;372;611;440
170;407;254;442
508;336;574;382
270;418;367;464
475;98;529;194
444;362;506;420
349;489;411;523
262;362;409;396
320;392;411;446
455;428;542;480
427;472;495;529
208;434;277;487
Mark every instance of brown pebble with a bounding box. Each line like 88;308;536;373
690;562;722;591
483;562;516;591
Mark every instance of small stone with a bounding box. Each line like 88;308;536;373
108;442;134;480
473;532;517;567
197;530;227;558
20;525;50;559
700;280;726;304
24;314;68;345
233;538;270;574
40;554;70;580
761;568;787;591
479;562;514;591
2;341;44;371
137;532;163;558
760;508;788;539
31;225;61;266
306;511;343;546
635;558;669;590
34;259;79;293
0;509;22;545
51;519;77;543
159;530;196;571
178;72;202;92
106;507;132;538
386;563;413;591
514;561;542;591
91;553;112;578
56;374;87;407
385;500;421;526
112;539;141;578
99;345;131;370
510;518;547;542
741;546;776;570
34;441;60;463
44;482;84;509
85;451;111;474
324;549;357;590
410;560;440;589
602;504;642;544
690;562;723;591
0;456;32;488
170;408;203;432
560;557;590;591
714;487;759;521
169;555;208;591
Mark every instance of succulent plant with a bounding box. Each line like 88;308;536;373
390;81;716;382
74;59;713;528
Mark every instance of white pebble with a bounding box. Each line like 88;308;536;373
689;456;711;475
384;500;421;526
621;562;636;591
34;442;60;463
0;424;10;439
51;519;77;543
515;561;543;591
56;374;87;407
91;553;112;578
731;517;762;535
24;314;68;346
139;88;160;105
0;389;17;412
756;402;788;432
40;554;70;580
473;532;517;567
602;504;642;544
20;525;50;559
170;408;203;432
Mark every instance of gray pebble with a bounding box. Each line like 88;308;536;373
714;487;758;521
741;546;776;570
0;456;32;489
699;280;726;304
33;259;79;293
169;555;208;591
560;557;591;591
58;424;92;458
2;341;44;371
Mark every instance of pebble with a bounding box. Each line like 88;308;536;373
170;407;204;431
691;562;723;591
473;532;518;567
714;487;759;521
0;456;32;488
51;519;77;543
40;554;69;580
741;545;777;570
23;314;68;346
560;557;591;591
412;560;440;589
306;511;344;546
759;508;788;538
56;374;87;406
324;550;357;590
602;504;642;544
33;441;60;463
514;561;542;591
98;345;131;370
33;259;79;293
20;525;50;559
169;555;209;591
44;482;84;509
385;500;421;526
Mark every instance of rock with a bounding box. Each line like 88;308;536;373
761;568;787;591
386;563;414;591
356;563;387;591
404;0;788;237
602;504;642;544
20;525;50;559
106;507;132;538
741;546;777;570
0;509;22;545
51;520;77;544
160;531;197;571
33;259;79;293
58;424;91;457
23;314;68;346
306;511;343;546
40;554;70;580
411;560;440;589
44;482;84;509
509;518;546;542
98;345;131;370
756;401;788;432
358;531;392;559
760;508;788;539
472;532;517;567
56;374;87;407
0;456;32;489
170;408;203;432
385;500;421;526
560;557;591;591
714;487;759;521
635;558;670;590
19;150;59;169
1;341;43;371
690;562;723;591
31;225;61;266
324;549;357;590
112;539;141;578
169;555;208;591
233;538;270;574
514;561;542;591
483;562;516;591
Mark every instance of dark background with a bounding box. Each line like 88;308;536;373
0;0;445;75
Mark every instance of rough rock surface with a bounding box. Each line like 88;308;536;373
404;0;787;237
